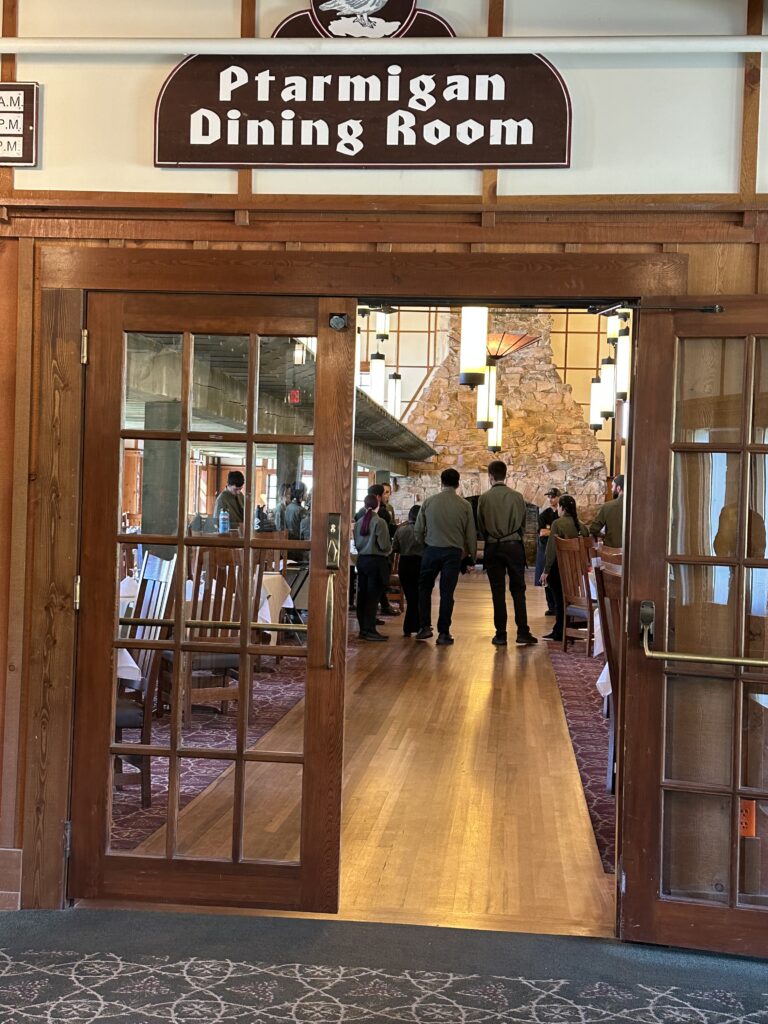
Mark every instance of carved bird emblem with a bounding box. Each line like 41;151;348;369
318;0;390;29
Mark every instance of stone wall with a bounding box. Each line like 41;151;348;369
391;310;607;522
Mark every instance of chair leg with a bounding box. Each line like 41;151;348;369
140;754;152;809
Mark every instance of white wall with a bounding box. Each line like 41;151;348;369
8;0;757;197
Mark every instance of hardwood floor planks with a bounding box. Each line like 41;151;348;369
132;572;615;936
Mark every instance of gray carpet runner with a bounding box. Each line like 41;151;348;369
0;911;764;1021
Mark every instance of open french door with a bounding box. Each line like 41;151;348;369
68;292;355;911
621;297;768;956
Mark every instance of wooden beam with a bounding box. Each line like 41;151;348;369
1;238;30;849
237;0;257;210
21;287;84;908
482;0;504;212
39;245;689;299
740;0;764;199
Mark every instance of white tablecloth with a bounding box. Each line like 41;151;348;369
118;575;139;618
588;569;610;694
116;648;141;683
258;572;293;624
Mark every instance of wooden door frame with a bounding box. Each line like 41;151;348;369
19;244;688;909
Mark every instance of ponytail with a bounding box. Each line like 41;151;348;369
558;494;582;532
360;494;379;537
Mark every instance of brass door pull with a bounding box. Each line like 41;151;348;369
640;599;768;668
325;573;335;670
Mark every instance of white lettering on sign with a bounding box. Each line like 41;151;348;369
0;137;22;156
0;114;23;134
0;91;23;111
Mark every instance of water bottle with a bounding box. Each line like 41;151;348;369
218;509;230;535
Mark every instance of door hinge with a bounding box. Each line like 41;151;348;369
63;820;72;859
81;328;88;365
619;866;627;895
73;575;81;611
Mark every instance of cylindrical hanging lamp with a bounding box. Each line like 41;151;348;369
600;357;616;418
589;376;603;431
459;306;489;387
606;313;620;347
370;350;387;405
488;401;504;452
476;359;497;429
375;310;390;341
615;312;631;400
387;371;402;418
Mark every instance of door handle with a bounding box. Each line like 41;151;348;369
640;599;768;668
325;572;335;670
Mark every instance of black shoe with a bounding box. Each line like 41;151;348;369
375;618;385;626
436;633;455;646
403;632;413;638
380;606;398;616
545;610;556;617
492;633;508;646
543;631;562;641
415;628;434;641
361;631;388;642
516;632;538;646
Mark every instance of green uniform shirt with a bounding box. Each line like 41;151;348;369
392;522;424;558
354;513;392;557
414;488;477;558
477;482;527;542
213;488;244;525
545;516;589;573
589;494;624;549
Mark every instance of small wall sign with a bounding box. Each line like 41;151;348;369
0;83;39;167
155;54;571;170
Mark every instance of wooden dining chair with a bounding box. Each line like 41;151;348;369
386;553;405;614
115;551;177;809
600;545;623;566
182;546;243;725
554;534;596;656
594;561;623;794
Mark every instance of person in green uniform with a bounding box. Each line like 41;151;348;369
589;474;625;549
213;470;245;531
353;494;393;642
477;460;538;648
540;494;589;642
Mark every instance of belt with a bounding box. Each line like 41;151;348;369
486;532;522;544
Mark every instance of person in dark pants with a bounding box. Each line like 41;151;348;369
535;487;561;617
540;494;589;642
392;504;424;637
478;460;538;648
353;494;392;642
414;468;477;646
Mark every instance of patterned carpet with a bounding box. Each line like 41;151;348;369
546;646;616;873
0;951;761;1023
0;913;766;1024
112;664;306;850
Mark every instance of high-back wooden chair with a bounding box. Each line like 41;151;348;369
554;534;596;656
594;561;623;794
600;546;623;565
115;551;177;808
386;552;405;613
182;546;243;724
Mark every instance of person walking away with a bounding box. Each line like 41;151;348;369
285;484;308;540
535;487;561;617
477;461;538;648
589;474;625;549
392;504;424;637
353;494;392;642
540;494;589;642
355;484;397;615
273;484;291;532
213;471;245;532
414;468;477;646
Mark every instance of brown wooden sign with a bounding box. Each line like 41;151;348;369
155;55;571;169
0;83;39;167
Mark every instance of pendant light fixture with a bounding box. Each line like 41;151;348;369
459;306;489;387
387;371;402;418
600;356;616;419
615;311;631;400
488;401;504;452
589;376;603;431
375;310;391;342
370;350;387;405
476;359;497;429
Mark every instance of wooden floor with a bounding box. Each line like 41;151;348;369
131;572;615;937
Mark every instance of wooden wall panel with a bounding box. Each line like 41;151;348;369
0;240;16;846
20;288;83;909
677;243;759;294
